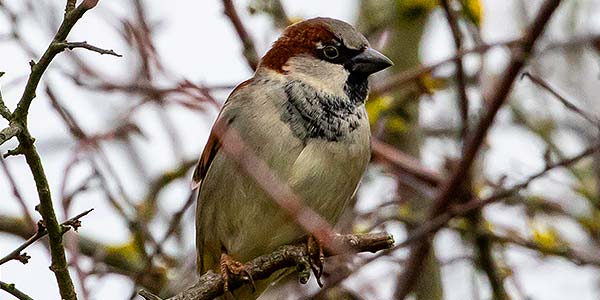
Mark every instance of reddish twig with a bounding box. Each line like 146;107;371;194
440;0;470;140
0;157;36;229
522;72;600;128
222;0;260;70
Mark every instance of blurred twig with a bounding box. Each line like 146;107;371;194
440;0;470;140
522;72;600;128
222;0;259;70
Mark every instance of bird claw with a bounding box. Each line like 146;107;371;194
296;256;311;284
306;235;325;287
220;253;256;297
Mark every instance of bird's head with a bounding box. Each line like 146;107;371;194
258;17;393;101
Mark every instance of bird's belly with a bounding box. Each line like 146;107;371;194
197;135;369;267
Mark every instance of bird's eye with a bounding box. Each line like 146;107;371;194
323;45;339;59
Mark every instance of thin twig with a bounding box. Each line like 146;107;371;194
0;281;34;300
522;72;600;128
0;123;22;146
57;41;122;57
7;1;105;297
0;209;93;266
440;0;470;140
0;156;36;229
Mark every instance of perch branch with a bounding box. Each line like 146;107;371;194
138;232;394;300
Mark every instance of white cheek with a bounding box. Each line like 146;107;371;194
283;55;349;96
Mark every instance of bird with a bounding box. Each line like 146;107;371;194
193;17;393;299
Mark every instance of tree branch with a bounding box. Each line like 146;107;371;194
0;281;34;300
522;72;600;128
3;1;113;299
138;233;394;300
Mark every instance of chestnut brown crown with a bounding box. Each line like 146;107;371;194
260;17;392;75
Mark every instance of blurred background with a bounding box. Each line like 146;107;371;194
1;0;600;299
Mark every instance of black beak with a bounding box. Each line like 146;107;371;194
347;48;393;75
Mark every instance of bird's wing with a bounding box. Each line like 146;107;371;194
194;78;254;273
191;79;253;190
191;121;222;190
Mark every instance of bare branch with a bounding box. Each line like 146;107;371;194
138;233;394;300
0;156;36;229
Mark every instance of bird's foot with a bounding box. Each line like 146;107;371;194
306;235;325;287
220;253;255;297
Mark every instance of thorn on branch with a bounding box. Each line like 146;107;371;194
16;252;31;264
61;209;94;234
4;145;25;158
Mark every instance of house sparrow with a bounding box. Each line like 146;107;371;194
193;17;392;299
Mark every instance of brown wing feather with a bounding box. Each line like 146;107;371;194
191;129;221;189
191;79;253;190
